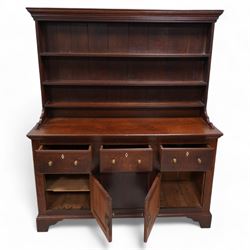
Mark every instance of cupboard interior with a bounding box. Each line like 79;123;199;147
98;173;149;209
45;174;90;210
44;171;205;211
160;172;204;208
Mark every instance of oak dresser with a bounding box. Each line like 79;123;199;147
27;8;223;242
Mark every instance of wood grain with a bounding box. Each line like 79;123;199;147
100;145;153;172
35;145;92;173
160;145;213;171
160;181;201;208
90;175;112;242
46;192;90;210
46;175;90;192
26;8;223;241
144;174;161;242
28;117;222;138
27;8;223;23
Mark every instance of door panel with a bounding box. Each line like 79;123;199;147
90;175;112;242
144;173;161;242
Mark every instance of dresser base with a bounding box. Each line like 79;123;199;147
36;211;211;232
188;212;212;228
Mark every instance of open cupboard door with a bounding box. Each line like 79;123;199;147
90;175;112;242
144;173;161;242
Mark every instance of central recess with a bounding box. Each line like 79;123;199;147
99;173;149;209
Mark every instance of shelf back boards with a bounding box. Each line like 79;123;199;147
27;8;223;118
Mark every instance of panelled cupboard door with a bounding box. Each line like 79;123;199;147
90;175;112;242
144;173;161;242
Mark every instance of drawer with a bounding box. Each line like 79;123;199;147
35;145;92;173
100;145;153;173
160;144;213;171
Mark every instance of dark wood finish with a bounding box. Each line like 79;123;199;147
160;181;201;207
27;8;223;22
45;101;205;109
43;57;207;82
189;212;212;228
35;145;92;173
27;8;223;242
144;173;161;242
36;216;61;232
28;117;221;138
46;175;90;192
36;214;93;232
160;144;213;171
90;175;112;242
99;173;149;209
100;145;153;172
46;192;90;210
43;79;207;87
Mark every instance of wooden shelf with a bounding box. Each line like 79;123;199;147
43;80;207;87
46;176;90;192
160;180;201;208
46;192;90;210
44;101;205;109
40;52;210;58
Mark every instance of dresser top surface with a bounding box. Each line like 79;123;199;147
27;117;222;138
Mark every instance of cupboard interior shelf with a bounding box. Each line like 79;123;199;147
46;175;90;192
43;80;207;87
160;172;203;208
44;101;205;109
46;192;90;210
160;180;201;208
40;52;210;58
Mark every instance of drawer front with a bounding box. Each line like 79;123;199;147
100;146;153;173
35;146;91;173
160;146;213;171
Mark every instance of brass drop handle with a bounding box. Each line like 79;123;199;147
74;160;78;166
172;158;177;164
138;159;142;164
48;161;53;167
112;159;116;165
197;158;202;164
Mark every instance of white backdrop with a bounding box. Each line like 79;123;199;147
0;1;249;249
